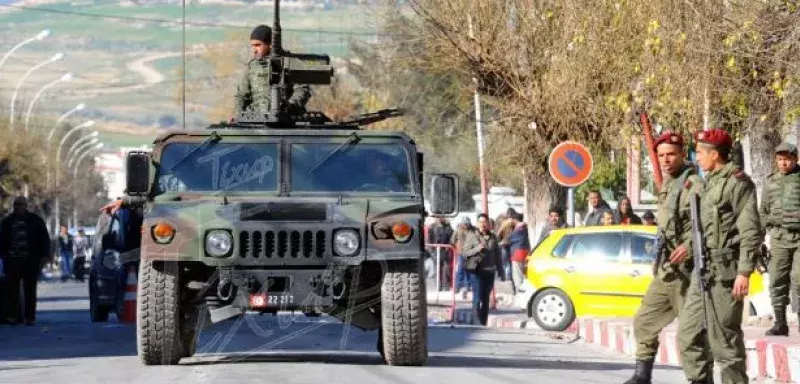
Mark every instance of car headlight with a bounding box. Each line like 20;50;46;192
205;230;233;258
102;250;121;270
333;229;360;257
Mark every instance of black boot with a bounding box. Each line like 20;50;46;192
623;360;653;384
766;307;789;336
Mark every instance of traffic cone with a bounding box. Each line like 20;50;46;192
120;264;137;323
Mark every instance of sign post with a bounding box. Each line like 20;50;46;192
548;141;594;226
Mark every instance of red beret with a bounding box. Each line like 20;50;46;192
653;130;684;150
695;128;732;150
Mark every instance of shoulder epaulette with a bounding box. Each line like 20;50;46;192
733;168;748;180
684;179;693;189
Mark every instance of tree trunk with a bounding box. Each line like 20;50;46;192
523;171;566;240
745;119;782;203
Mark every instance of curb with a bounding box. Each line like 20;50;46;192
574;318;800;382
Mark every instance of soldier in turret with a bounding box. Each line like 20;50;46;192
232;25;311;118
760;142;800;336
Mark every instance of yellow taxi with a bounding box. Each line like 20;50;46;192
514;225;765;331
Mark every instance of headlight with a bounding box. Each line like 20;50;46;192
102;250;121;270
333;229;360;257
205;230;233;258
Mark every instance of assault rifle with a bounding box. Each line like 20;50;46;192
689;191;709;331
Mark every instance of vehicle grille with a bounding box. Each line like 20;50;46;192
239;230;326;258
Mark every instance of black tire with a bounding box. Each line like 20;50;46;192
380;261;428;366
89;278;110;323
530;288;575;332
137;260;185;365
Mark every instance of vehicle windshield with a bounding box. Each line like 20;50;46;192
155;142;278;194
291;143;412;193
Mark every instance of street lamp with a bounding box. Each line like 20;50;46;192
67;139;100;168
69;143;103;228
9;52;65;130
25;72;73;131
45;103;86;189
65;132;99;163
54;120;94;233
0;29;50;83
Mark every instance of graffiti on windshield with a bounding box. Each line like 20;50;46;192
156;143;278;194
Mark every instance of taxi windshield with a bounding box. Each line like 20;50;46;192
290;143;412;193
155;142;279;194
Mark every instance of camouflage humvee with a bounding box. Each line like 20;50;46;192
123;111;459;367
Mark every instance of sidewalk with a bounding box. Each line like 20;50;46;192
429;296;800;383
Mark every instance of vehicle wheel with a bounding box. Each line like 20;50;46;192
89;278;110;323
137;260;185;365
530;288;575;332
380;261;428;366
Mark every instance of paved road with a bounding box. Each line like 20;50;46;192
0;281;688;384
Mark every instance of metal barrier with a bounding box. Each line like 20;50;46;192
426;243;457;322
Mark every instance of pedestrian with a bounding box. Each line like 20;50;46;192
677;128;762;384
508;212;530;293
72;229;89;283
450;216;474;299
430;217;454;291
583;190;614;226
56;225;74;282
495;208;517;281
759;142;800;336
600;210;617;226
232;24;311;117
642;210;656;226
461;213;505;326
536;206;567;246
0;196;51;325
623;131;704;384
617;196;643;225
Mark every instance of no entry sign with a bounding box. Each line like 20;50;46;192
548;141;593;187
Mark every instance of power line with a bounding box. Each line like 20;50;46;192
0;4;407;37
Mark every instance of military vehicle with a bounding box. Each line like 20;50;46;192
123;0;458;367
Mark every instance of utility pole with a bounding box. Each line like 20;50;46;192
468;14;490;218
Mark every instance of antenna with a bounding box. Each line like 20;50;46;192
182;0;186;130
268;0;283;120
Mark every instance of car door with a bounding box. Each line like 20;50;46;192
563;232;633;316
625;232;659;307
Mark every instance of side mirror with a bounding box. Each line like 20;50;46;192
126;151;151;196
429;174;459;217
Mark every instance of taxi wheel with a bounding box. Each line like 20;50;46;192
530;288;575;332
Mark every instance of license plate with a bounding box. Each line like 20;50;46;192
250;293;295;308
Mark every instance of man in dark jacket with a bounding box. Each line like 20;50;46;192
583;190;615;226
430;218;455;291
0;196;50;325
462;213;505;325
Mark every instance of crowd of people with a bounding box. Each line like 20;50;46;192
0;196;91;326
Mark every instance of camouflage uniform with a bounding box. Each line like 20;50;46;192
626;163;703;383
678;161;762;384
233;58;311;116
759;143;800;335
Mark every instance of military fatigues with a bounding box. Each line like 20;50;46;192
233;58;311;115
760;165;800;322
678;162;763;384
632;164;703;361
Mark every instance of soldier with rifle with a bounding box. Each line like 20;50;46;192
678;128;763;384
623;131;704;384
759;142;800;336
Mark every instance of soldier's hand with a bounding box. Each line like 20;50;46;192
732;275;750;300
668;245;689;264
99;199;123;215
